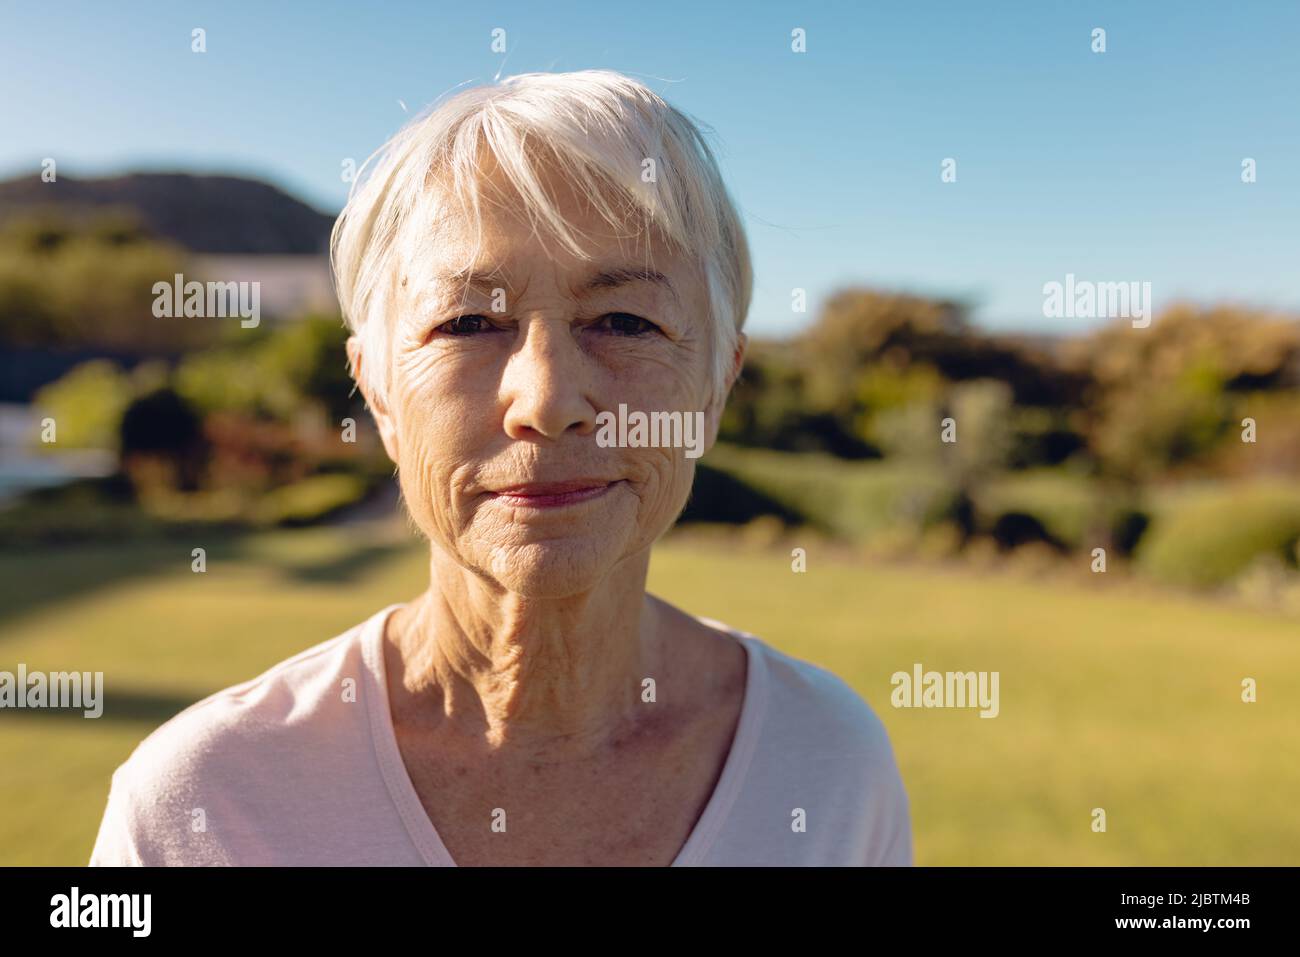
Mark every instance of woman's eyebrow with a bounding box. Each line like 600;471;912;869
420;263;679;309
582;266;679;305
434;265;511;295
412;265;510;313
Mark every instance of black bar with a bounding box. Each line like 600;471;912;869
0;866;1283;942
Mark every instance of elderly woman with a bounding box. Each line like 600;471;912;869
89;70;911;867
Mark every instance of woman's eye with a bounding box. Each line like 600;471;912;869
597;313;658;337
437;314;493;336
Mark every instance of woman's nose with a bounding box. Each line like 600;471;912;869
500;317;597;441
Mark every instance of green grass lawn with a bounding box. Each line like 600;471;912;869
2;524;1297;865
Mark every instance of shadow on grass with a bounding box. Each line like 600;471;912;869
678;463;804;526
0;527;414;636
0;532;252;634
275;541;413;585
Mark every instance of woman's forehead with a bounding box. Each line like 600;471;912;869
403;199;697;305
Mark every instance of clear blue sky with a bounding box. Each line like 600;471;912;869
3;0;1297;336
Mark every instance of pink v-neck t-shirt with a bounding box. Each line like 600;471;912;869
88;604;913;866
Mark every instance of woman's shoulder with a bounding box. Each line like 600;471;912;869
692;615;912;866
89;606;397;865
106;606;391;802
695;614;898;763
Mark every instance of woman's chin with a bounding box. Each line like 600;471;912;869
445;486;656;595
481;538;631;598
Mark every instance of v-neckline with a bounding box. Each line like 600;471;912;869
361;603;767;867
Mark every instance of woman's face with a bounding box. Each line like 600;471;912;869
364;157;727;598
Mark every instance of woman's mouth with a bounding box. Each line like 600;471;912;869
488;479;623;509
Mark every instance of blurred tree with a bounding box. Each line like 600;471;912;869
119;387;209;492
30;359;134;451
1067;304;1300;480
718;343;876;457
802;289;968;417
0;210;214;353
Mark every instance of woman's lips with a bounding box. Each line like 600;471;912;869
488;479;622;509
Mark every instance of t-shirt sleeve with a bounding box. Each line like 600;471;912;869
861;714;915;866
88;766;148;866
871;768;914;866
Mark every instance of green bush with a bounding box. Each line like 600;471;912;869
0;476;209;547
173;348;267;417
1137;482;1300;588
30;359;135;450
976;470;1148;553
978;470;1096;547
701;443;959;541
252;473;372;527
0;212;210;353
174;314;352;421
678;462;803;526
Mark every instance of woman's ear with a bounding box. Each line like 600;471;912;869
700;331;748;456
726;332;748;393
347;336;401;464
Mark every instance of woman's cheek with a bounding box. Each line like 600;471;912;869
619;444;694;546
393;377;468;543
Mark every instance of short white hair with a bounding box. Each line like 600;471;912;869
329;69;752;410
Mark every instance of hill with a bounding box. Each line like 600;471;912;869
0;172;335;254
